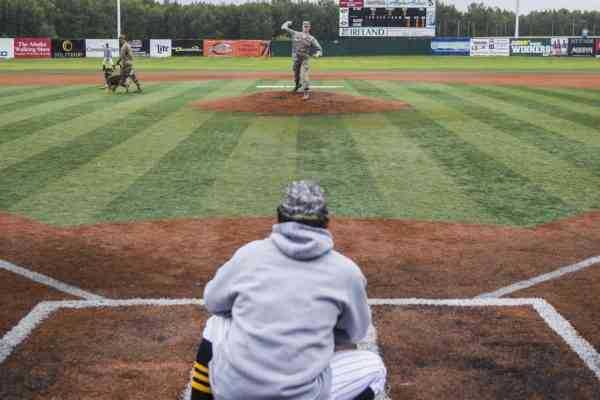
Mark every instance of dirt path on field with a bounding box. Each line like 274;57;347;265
1;212;599;345
2;71;600;88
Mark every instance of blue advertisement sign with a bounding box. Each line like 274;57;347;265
431;37;470;55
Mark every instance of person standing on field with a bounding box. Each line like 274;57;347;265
281;20;322;100
101;42;114;89
188;180;387;400
114;34;142;93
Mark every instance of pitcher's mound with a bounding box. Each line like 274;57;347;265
193;91;410;116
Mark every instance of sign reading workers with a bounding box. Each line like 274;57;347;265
14;37;51;58
0;38;14;59
510;38;551;56
86;39;119;58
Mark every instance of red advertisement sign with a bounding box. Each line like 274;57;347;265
204;40;270;57
339;0;364;7
596;39;600;56
14;37;51;58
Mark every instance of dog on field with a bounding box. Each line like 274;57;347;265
107;66;141;93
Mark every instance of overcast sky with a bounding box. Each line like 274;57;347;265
168;0;598;13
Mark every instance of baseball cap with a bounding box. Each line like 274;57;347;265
279;180;327;221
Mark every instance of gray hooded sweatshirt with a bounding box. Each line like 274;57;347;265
204;222;371;400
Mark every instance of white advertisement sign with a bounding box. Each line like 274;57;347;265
339;27;435;37
551;37;569;56
339;8;349;28
364;0;433;7
470;37;510;56
150;39;172;58
0;38;14;59
86;38;119;58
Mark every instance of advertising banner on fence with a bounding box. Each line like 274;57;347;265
551;37;569;56
339;27;436;37
128;39;149;56
86;39;119;58
204;40;271;57
470;37;510;56
14;37;51;58
510;38;551;56
597;39;600;58
0;38;14;59
171;39;202;56
431;37;470;55
52;39;85;58
569;38;595;56
150;39;172;58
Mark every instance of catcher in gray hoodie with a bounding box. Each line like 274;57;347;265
190;181;386;400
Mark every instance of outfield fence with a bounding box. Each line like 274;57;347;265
1;36;600;59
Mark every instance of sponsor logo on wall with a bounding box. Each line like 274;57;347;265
470;37;510;56
52;39;85;58
431;37;470;55
551;37;569;56
150;39;172;58
129;39;149;57
339;27;435;37
0;38;14;59
14;37;51;58
86;39;119;58
569;37;595;56
171;39;203;56
510;38;551;56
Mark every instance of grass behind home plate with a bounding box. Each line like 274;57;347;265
1;80;600;226
2;56;600;73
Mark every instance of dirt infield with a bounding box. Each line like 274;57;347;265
2;71;600;88
194;90;411;115
375;306;600;399
1;211;599;343
0;306;205;400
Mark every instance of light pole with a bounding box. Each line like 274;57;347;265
515;0;520;38
117;0;122;38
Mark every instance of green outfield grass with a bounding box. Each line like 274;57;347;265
1;56;600;73
1;78;599;227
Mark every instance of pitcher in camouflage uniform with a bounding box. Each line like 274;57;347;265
281;20;322;100
114;34;142;93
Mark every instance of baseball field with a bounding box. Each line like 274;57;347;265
1;56;600;399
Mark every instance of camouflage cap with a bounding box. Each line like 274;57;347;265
279;180;327;220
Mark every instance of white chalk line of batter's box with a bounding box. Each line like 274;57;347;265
0;259;107;301
477;255;600;299
2;297;599;385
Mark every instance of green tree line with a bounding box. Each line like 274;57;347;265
1;0;599;39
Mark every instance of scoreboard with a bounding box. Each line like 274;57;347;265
339;0;436;37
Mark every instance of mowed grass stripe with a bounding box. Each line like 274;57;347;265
0;85;92;115
0;87;106;129
0;91;133;146
296;114;387;217
342;79;489;222
469;85;600;131
0;84;181;171
447;84;600;177
0;85;198;212
341;111;490;223
99;80;255;222
524;87;600;108
404;83;595;216
13;83;222;225
0;85;84;109
202;116;299;216
450;84;600;147
365;80;576;225
0;85;40;98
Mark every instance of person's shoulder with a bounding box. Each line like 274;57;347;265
328;250;366;281
232;239;272;258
